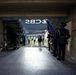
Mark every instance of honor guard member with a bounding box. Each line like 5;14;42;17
57;22;70;61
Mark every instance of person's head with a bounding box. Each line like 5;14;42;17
61;22;66;28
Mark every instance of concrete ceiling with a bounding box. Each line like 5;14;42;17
0;0;76;17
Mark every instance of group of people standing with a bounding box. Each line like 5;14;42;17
48;22;70;61
27;35;44;47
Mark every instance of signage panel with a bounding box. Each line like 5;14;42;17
25;19;47;24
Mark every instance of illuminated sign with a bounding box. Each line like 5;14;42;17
25;19;47;24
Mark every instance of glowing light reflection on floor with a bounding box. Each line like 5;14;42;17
24;47;46;69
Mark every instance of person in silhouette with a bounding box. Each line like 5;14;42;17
38;35;42;50
47;31;54;52
53;28;60;56
47;33;51;51
57;22;70;61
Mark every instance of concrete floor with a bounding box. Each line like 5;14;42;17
0;47;76;75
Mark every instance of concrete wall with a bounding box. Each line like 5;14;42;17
65;21;72;56
67;6;76;62
0;20;3;51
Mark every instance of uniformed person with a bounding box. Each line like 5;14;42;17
57;22;70;61
53;28;60;56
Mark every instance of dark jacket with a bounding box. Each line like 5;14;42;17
58;28;70;44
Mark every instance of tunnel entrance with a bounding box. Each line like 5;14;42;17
2;17;70;51
2;17;63;49
1;18;49;51
19;18;48;47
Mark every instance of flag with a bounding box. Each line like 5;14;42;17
47;20;55;49
47;20;55;35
